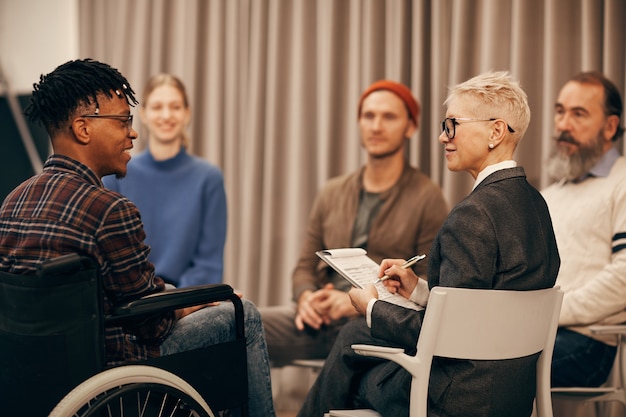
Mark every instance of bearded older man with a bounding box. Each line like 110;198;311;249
543;71;626;388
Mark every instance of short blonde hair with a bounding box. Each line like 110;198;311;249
445;71;530;139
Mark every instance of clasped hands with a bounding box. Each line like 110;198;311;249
295;283;359;330
295;258;421;329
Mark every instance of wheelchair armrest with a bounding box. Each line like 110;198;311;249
110;284;237;318
37;253;96;275
107;283;245;339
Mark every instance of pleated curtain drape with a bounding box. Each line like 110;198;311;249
78;0;626;307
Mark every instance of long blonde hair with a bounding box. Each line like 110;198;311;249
142;73;191;147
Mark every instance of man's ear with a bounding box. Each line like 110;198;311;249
404;119;418;139
605;114;620;142
70;118;91;145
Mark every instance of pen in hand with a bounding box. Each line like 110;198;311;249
375;254;426;284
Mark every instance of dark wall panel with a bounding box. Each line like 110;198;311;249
0;95;49;201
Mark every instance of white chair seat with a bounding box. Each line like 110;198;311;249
329;410;382;417
290;359;325;370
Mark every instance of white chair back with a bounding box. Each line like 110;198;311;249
332;286;563;417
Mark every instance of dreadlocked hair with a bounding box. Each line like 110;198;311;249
24;58;138;135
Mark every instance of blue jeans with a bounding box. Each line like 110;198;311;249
552;327;616;387
161;299;276;417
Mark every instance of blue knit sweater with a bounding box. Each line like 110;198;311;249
103;148;227;286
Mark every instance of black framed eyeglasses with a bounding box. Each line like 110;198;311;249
81;113;134;129
441;117;515;140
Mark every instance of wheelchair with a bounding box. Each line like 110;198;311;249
0;253;249;416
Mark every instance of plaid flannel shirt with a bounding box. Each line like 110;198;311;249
0;155;176;365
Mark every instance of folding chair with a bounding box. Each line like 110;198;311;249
551;325;626;415
0;253;248;417
327;286;564;417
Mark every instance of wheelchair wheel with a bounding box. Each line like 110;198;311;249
49;365;215;417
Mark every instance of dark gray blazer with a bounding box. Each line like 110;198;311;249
370;167;560;417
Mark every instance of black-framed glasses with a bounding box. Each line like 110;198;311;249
81;113;134;130
441;117;515;140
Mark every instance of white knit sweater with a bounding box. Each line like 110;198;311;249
542;156;626;344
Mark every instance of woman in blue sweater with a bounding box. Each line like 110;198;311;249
104;73;227;287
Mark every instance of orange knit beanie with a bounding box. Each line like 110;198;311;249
358;80;420;124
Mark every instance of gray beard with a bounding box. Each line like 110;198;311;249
546;133;605;182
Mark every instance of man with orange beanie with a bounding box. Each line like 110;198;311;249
261;80;448;365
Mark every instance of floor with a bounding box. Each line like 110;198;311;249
276;397;626;417
271;366;319;417
271;368;626;417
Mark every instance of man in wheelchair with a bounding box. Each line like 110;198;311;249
0;58;275;417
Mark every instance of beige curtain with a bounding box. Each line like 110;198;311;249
78;0;626;308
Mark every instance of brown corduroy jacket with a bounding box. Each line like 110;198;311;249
291;162;449;301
